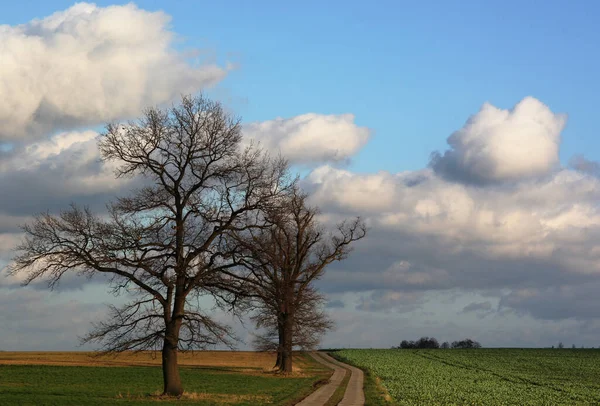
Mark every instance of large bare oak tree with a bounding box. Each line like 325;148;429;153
9;95;294;396
232;188;366;373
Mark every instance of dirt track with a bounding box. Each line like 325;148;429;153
296;352;365;406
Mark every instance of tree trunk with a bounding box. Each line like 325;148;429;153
162;324;183;396
279;312;294;374
274;325;283;369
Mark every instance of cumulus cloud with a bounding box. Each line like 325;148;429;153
303;95;600;333
0;130;136;289
461;301;495;319
0;130;132;216
569;155;600;177
430;97;566;185
499;282;600;321
243;113;370;165
308;165;600;265
0;233;21;261
355;290;425;313
0;287;107;350
0;2;227;141
312;165;600;314
462;301;493;313
326;299;345;309
305;165;398;212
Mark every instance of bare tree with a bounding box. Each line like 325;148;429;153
9;95;294;396
251;284;334;368
232;187;366;373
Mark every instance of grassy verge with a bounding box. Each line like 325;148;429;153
0;352;328;406
362;369;397;406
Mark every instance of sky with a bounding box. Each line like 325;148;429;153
2;1;600;350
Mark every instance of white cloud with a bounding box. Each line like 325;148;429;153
306;165;398;212
302;98;600;331
569;154;600;177
0;130;133;287
430;97;566;184
0;233;20;258
308;164;600;262
355;290;425;313
0;2;227;141
0;130;128;215
243;113;370;165
0;287;108;350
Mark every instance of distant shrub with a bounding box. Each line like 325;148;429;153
395;337;440;349
417;337;440;349
451;339;481;349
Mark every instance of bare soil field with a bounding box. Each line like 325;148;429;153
0;350;280;370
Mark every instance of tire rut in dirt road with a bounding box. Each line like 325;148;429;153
319;353;365;406
296;352;364;406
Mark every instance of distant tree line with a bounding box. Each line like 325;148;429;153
394;337;482;349
552;342;595;349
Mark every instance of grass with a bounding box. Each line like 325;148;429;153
0;351;331;405
336;348;600;405
361;370;396;406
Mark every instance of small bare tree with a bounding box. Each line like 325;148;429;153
251;284;334;368
9;95;294;396
232;187;366;373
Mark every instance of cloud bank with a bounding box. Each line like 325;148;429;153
0;2;226;141
297;97;600;347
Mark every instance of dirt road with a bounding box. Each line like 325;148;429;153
296;352;365;406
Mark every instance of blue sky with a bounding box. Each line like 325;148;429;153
3;1;600;349
5;0;600;174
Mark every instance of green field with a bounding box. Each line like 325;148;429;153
0;353;329;406
335;348;600;405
